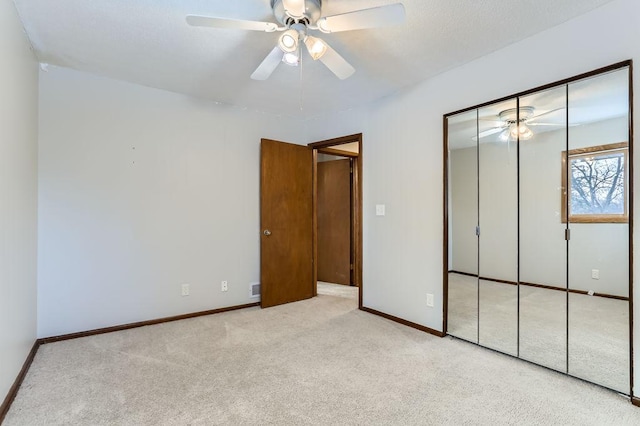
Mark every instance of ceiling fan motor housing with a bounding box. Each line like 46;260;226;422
271;0;322;25
499;106;535;124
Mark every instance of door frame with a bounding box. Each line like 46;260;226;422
309;134;363;308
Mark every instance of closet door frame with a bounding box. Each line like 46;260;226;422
442;60;634;396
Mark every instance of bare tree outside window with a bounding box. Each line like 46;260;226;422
561;142;628;223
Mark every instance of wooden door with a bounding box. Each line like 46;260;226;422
260;139;313;308
317;159;352;285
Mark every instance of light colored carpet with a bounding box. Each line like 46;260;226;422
317;281;358;299
5;283;640;425
448;272;630;393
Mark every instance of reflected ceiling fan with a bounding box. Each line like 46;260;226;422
476;107;565;141
186;0;406;80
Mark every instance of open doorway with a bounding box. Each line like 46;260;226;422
308;134;362;308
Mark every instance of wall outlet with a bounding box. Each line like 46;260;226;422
221;280;228;292
426;293;434;307
376;204;386;216
181;283;190;296
591;269;600;280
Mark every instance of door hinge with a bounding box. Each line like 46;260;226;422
350;263;354;270
475;226;480;237
565;229;570;241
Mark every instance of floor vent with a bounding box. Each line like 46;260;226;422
250;282;261;298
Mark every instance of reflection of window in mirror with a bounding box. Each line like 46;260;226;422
561;142;628;223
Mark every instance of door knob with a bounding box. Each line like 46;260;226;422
263;229;272;236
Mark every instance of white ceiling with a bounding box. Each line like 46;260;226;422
13;0;617;117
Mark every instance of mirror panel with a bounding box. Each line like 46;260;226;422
445;63;631;395
518;86;568;371
567;67;630;393
447;110;479;343
477;99;518;356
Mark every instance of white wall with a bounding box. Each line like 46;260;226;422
302;0;640;395
0;0;39;401
37;66;304;337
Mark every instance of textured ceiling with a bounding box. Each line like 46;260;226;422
14;0;617;117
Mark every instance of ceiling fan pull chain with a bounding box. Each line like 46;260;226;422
299;51;304;112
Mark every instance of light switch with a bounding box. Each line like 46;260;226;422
376;204;386;216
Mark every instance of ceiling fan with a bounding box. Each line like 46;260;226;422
475;107;566;142
186;0;406;80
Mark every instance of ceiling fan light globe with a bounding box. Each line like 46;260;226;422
283;51;300;66
278;29;300;53
304;36;328;60
520;126;533;140
508;123;533;140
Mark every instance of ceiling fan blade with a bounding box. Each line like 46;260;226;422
186;15;278;32
528;107;565;122
282;0;306;19
472;127;505;141
251;46;283;80
528;122;561;126
317;3;406;33
318;42;355;80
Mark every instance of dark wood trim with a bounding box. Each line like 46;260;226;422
308;134;361;149
449;270;477;278
448;271;628;301
355;151;363;308
39;303;260;344
449;270;517;286
0;340;40;423
317;147;359;158
312;148;319;297
444;60;632;118
483;277;518;286
627;61;634;399
360;307;446;337
566;215;628;224
519;281;629;301
349;157;356;286
567;142;629;156
517;281;567;293
443;115;449;334
309;134;363;309
632;397;640;408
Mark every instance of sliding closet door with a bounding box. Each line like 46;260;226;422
477;100;518;356
447;110;479;343
566;68;631;393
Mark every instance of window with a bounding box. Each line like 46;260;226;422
561;142;628;223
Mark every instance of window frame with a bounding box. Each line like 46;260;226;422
561;141;629;223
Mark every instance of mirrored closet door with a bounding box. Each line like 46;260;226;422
566;68;630;393
477;100;518;356
518;85;568;372
447;109;479;344
445;61;632;395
